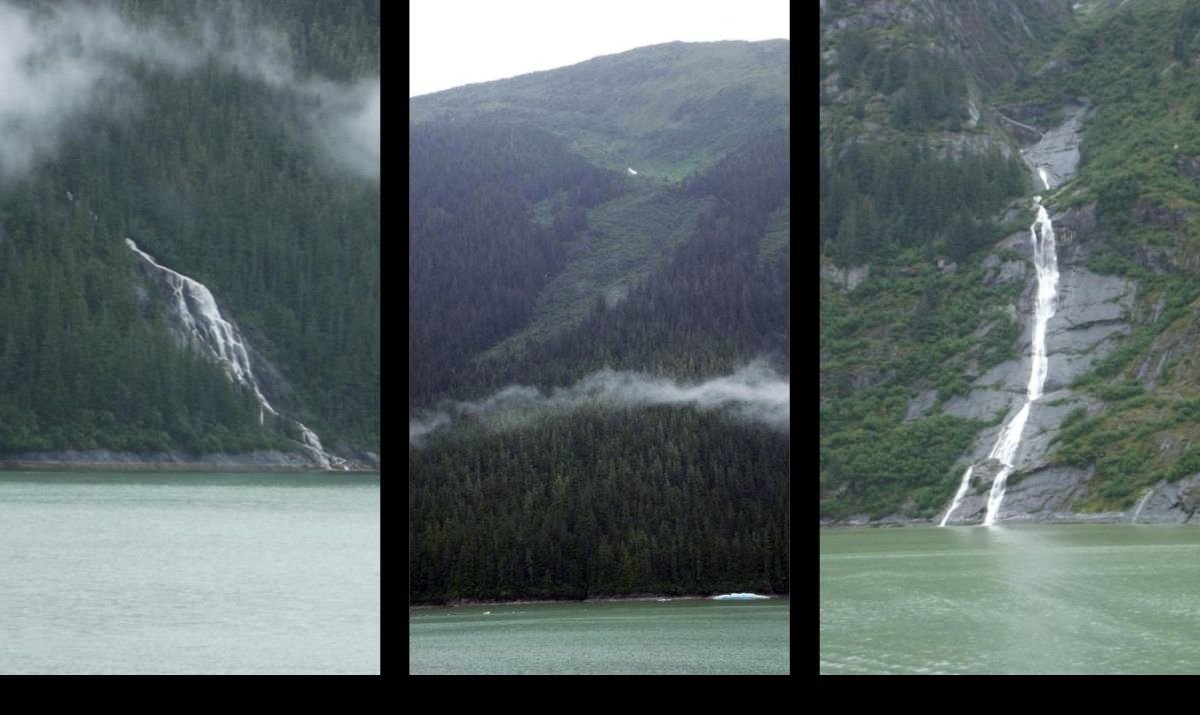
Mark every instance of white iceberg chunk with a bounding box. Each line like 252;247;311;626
627;167;638;175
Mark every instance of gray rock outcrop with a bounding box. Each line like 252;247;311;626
1127;476;1200;524
820;263;870;291
1021;102;1087;189
0;449;333;471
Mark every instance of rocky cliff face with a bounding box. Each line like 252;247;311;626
821;0;1074;96
847;471;1200;527
843;106;1162;526
822;0;1200;527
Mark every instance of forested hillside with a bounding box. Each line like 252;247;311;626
409;41;790;602
410;407;789;601
0;0;379;458
409;124;623;407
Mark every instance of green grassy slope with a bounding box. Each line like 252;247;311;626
411;40;789;180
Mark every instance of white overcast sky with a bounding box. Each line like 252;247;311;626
409;0;790;97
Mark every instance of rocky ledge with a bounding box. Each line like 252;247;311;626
0;449;379;472
822;472;1200;527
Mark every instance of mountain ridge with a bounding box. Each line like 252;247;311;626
411;39;790;179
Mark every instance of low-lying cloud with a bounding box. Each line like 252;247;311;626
312;79;380;180
410;361;790;446
0;1;378;184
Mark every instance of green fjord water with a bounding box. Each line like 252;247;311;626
410;599;790;674
821;525;1200;674
0;471;379;674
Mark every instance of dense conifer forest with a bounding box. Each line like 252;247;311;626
410;407;789;602
0;0;379;455
409;42;790;602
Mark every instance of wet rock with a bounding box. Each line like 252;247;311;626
1133;200;1191;231
1178;155;1200;180
995;102;1045;125
993;464;1091;522
1011;390;1096;468
1021;102;1087;189
820;262;870;291
982;247;1029;286
998;114;1044;144
1051;202;1097;245
903;389;938;422
972;458;1008;487
1041;510;1126;524
1137;476;1200;522
824;474;1200;527
942;387;1022;423
1034;58;1067;77
940;489;988;526
1133;346;1174;389
1042;268;1136;389
1147;295;1167;324
1136;243;1169;274
0;449;326;470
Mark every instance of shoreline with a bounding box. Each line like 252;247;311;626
820;517;1192;528
1;465;379;472
0;462;379;474
410;593;789;609
0;464;377;473
0;449;379;473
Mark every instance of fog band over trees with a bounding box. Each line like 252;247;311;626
410;360;789;445
0;0;378;183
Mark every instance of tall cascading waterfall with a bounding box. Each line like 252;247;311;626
126;239;348;470
940;168;1059;526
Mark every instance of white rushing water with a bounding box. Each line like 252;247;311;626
126;239;347;470
1132;488;1156;524
941;194;1059;526
939;466;974;528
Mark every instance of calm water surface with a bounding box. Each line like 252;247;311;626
821;525;1200;674
410;599;790;674
0;471;379;674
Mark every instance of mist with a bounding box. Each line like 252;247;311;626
0;1;378;184
311;79;380;180
410;361;790;446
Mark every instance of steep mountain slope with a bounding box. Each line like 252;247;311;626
820;0;1200;524
0;1;378;464
411;40;789;180
409;41;790;602
410;41;790;408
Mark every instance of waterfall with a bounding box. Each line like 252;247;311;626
1132;488;1155;524
126;239;348;470
940;194;1059;526
939;466;973;527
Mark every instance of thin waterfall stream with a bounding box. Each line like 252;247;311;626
1132;488;1155;524
126;239;348;470
940;168;1059;526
